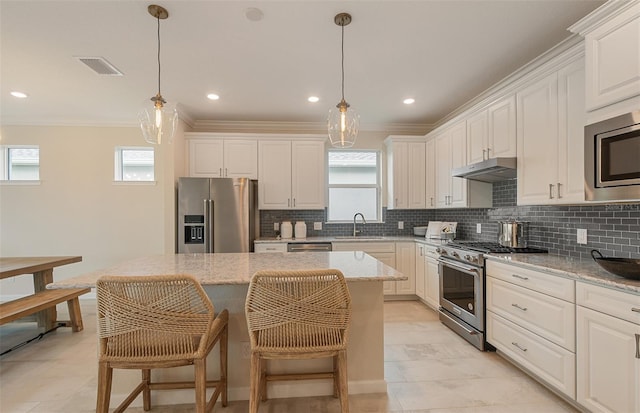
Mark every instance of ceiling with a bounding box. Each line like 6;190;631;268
1;0;605;133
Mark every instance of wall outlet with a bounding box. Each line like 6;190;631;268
398;221;404;230
313;222;322;230
274;222;279;231
577;228;588;245
241;342;251;359
476;223;482;234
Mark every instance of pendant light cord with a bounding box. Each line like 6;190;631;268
156;14;161;95
341;23;345;101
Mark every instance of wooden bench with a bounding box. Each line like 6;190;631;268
0;288;90;332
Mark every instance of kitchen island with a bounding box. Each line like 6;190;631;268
49;251;405;407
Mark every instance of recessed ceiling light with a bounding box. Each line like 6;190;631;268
245;7;264;22
308;96;320;103
11;91;28;98
207;93;220;101
403;98;415;105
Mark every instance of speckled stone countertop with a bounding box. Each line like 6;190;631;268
47;251;406;289
485;254;640;295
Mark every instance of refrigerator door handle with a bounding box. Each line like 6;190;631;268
209;199;214;253
203;199;210;252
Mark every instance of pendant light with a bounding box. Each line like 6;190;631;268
328;13;359;149
139;4;177;145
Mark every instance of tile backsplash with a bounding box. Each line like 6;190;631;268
260;180;640;259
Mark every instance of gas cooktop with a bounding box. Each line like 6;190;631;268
447;241;548;254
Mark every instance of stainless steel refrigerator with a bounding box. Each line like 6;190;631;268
177;177;259;253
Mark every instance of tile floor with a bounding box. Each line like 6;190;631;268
0;300;579;412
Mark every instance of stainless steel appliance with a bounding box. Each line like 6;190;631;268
287;242;332;252
451;157;517;183
177;177;259;253
497;220;528;248
437;241;547;350
585;110;640;201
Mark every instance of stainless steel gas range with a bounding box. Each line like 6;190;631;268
436;241;547;351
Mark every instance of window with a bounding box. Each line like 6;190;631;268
327;150;381;222
0;146;40;181
114;147;154;181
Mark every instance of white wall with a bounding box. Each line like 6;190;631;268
0;125;176;298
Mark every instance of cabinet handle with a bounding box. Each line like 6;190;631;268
511;274;529;281
395;198;398;207
293;198;296;207
486;147;491;158
557;182;562;199
482;149;487;160
430;197;434;207
511;342;527;352
219;168;222;176
225;168;228;177
511;303;528;311
636;334;640;359
549;183;554;199
288;199;291;207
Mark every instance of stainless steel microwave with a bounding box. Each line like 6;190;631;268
585;110;640;202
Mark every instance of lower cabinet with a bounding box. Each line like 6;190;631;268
576;282;640;413
254;243;287;253
414;243;440;309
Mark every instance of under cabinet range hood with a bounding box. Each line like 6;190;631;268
451;157;517;183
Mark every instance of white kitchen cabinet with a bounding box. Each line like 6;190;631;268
425;139;436;208
467;95;516;164
258;139;325;210
576;282;640;413
385;137;426;209
187;137;257;179
254;242;288;253
486;259;576;399
424;246;440;310
415;244;426;300
394;242;416;295
570;1;640;113
517;57;586;205
435;123;492;209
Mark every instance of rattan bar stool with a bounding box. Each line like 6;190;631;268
95;275;228;413
245;269;352;413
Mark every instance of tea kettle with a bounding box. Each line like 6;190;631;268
497;220;528;248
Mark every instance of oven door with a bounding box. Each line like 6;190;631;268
438;257;484;332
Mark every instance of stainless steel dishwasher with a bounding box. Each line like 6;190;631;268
287;242;333;252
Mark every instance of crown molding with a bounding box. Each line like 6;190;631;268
568;0;638;36
190;120;434;135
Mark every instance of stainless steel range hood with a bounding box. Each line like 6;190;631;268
451;157;517;183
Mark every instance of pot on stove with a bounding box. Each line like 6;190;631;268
497;220;528;248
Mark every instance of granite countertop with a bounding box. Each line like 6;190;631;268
485;254;640;295
47;251;406;289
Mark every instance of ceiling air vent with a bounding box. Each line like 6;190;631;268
76;56;123;76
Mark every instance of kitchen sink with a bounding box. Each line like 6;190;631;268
333;236;385;240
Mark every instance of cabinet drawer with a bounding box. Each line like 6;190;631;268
487;277;575;351
487;260;575;302
254;243;287;253
576;282;640;325
331;242;395;253
487;311;576;399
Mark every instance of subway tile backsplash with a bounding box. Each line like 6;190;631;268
260;180;640;259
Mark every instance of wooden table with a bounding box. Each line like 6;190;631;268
0;256;84;330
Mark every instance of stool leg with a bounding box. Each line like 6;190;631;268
96;361;112;413
142;369;151;411
249;352;261;413
337;350;349;413
220;324;228;406
194;358;206;413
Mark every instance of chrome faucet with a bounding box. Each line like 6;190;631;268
353;213;366;237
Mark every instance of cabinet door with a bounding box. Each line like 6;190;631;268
517;72;559;205
223;139;258;179
425;139;436;208
189;140;223;177
291;140;325;209
449;122;468;207
258;140;292;209
415;244;426;300
466;110;488;164
576;306;640;413
557;58;586;204
435;132;451;208
487;95;516;158
408;142;426;209
584;3;640;111
395;242;415;295
389;142;409;209
425;258;440;310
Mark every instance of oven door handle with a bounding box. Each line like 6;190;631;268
438;258;481;275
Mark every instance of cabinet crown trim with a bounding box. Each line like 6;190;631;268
568;0;639;36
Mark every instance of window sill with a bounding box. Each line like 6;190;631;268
112;180;157;185
0;180;41;185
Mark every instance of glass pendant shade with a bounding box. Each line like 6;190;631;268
328;99;359;148
139;94;177;145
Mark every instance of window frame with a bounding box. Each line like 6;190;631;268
114;146;155;183
326;149;382;223
0;145;40;182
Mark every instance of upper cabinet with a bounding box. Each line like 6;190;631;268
385;136;426;209
258;139;325;210
435;122;492;209
466;95;516;164
517;57;586;205
425;139;436;208
187;134;258;179
569;1;640;115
